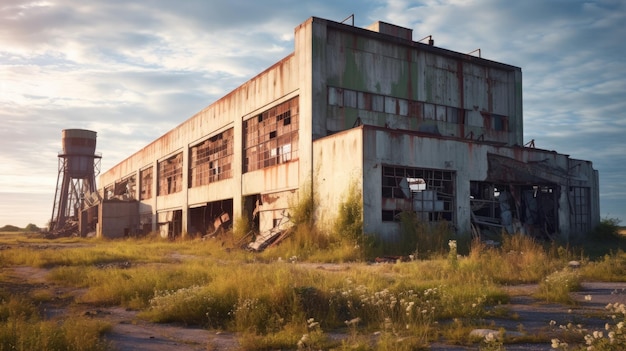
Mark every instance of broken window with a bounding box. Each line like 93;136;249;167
140;166;153;200
381;165;455;223
189;128;234;187
329;86;469;126
243;96;299;173
113;174;136;200
104;184;114;200
188;199;233;237
571;186;590;234
158;153;183;196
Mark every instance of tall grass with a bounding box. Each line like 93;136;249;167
466;234;563;284
393;212;453;258
0;296;111;350
579;250;626;282
4;224;626;350
263;184;366;262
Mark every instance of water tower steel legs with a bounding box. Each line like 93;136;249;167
49;129;100;233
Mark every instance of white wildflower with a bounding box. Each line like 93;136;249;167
485;332;495;342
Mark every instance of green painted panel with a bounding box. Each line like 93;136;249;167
343;109;359;129
342;47;367;90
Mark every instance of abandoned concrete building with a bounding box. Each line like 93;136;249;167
95;16;600;243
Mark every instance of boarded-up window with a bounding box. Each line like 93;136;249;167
398;99;409;116
492;114;507;131
385;96;397;114
424;103;435;120
372;95;384;112
329;86;467;125
344;90;357;108
357;92;371;110
436;105;446;121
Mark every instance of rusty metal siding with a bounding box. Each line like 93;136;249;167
318;23;522;146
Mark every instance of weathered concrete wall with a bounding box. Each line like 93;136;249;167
361;125;598;240
100;45;303;234
312;128;364;231
96;16;596;243
97;201;139;238
314;19;522;146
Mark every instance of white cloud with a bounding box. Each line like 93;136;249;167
0;0;624;227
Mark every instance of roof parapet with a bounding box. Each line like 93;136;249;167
366;21;413;41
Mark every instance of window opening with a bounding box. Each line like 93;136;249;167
189;128;234;187
140;167;153;200
470;182;558;239
243;96;299;172
327;86;497;129
571;187;590;234
158;153;183;195
382;165;455;223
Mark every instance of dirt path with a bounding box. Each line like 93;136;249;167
6;264;626;351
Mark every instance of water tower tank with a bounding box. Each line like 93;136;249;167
50;129;101;233
61;129;98;178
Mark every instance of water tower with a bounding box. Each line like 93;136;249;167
50;129;101;231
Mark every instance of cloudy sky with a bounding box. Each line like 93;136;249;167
1;0;624;229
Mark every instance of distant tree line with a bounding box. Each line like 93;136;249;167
0;223;41;232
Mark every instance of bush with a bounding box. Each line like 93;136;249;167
333;183;363;246
23;224;41;233
534;269;581;304
396;212;452;258
0;225;20;232
593;217;622;240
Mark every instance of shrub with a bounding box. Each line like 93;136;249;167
333;183;363;247
142;285;235;328
593;217;622;240
289;186;316;230
396;211;452;258
0;225;20;232
534;269;581;304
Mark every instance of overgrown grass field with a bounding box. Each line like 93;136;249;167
1;217;625;350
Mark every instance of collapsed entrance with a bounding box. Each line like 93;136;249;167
471;153;566;239
470;182;558;239
188;199;233;237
